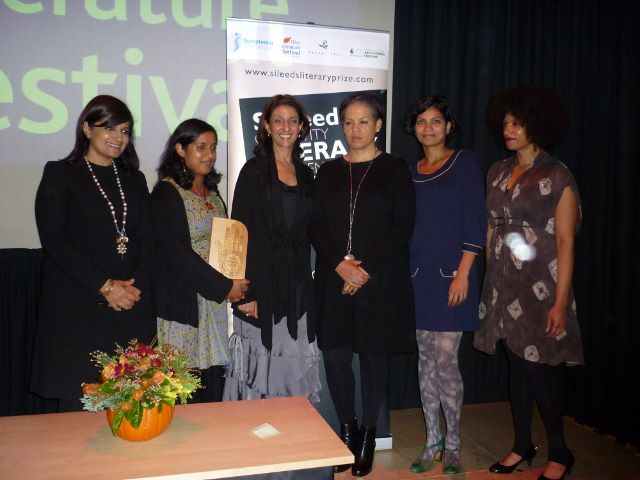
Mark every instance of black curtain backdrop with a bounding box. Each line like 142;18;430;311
389;0;639;448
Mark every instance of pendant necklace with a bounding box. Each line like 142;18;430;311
192;185;214;210
84;156;128;256
345;149;378;260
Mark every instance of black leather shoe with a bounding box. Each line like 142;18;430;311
334;418;358;473
489;445;537;473
352;425;376;477
537;452;575;480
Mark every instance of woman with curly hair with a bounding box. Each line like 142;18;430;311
405;96;486;475
474;86;583;480
223;94;321;402
151;119;249;402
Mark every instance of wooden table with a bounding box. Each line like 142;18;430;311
0;396;352;479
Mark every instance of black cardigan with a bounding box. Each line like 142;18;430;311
150;180;233;328
231;155;315;351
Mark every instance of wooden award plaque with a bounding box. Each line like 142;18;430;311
207;218;248;279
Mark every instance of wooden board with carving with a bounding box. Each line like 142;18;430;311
207;217;248;279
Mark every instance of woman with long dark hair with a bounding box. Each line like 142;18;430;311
223;94;320;402
31;95;156;411
151;119;249;402
405;95;486;475
474;86;583;480
311;92;416;477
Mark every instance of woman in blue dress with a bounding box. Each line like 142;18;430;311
405;96;486;475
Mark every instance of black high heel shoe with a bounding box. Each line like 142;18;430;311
537;452;575;480
489;445;538;474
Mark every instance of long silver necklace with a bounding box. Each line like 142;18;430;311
84;156;128;256
345;149;377;260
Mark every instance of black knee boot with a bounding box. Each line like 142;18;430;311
352;425;376;477
335;418;359;473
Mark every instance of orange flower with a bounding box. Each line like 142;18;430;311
119;354;128;364
152;370;165;385
82;383;101;396
138;356;151;371
132;389;144;401
101;363;116;381
120;401;132;412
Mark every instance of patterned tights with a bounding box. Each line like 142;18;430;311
417;329;463;450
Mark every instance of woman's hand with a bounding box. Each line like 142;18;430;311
546;303;567;338
237;300;258;318
335;259;370;288
103;278;140;311
341;281;359;296
448;272;469;307
226;278;250;303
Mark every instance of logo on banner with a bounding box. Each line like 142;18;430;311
282;36;301;56
319;40;329;49
231;32;274;52
349;48;386;59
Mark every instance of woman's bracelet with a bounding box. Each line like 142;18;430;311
99;279;115;297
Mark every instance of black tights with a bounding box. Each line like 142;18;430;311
323;348;388;427
504;343;571;464
191;365;226;403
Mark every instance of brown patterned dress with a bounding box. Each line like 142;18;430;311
473;150;584;366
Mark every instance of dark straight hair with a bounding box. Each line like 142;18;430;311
64;95;139;172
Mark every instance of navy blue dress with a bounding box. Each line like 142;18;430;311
409;150;486;332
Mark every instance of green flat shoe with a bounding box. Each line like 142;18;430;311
410;438;444;473
442;447;463;475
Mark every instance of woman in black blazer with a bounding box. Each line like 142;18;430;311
223;95;320;402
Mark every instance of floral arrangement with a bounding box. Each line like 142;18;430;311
81;339;201;435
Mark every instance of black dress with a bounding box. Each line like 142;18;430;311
310;153;416;354
30;159;156;400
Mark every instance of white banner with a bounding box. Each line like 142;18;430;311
226;18;390;204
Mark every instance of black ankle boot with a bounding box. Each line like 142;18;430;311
334;419;359;473
352;425;376;477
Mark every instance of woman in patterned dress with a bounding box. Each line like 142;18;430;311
474;86;583;480
405;96;486;475
151;119;249;402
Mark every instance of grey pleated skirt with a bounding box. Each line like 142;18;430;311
222;313;321;402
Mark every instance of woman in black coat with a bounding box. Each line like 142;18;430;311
31;95;156;411
311;92;416;477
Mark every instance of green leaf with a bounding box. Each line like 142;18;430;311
111;409;124;436
129;400;143;429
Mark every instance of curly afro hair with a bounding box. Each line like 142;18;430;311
485;86;568;150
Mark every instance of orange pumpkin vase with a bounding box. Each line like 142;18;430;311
106;404;174;441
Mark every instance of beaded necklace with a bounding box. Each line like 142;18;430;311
84;156;128;256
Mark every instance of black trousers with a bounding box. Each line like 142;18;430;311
504;342;571;464
322;348;388;427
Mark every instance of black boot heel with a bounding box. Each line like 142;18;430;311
334;418;358;473
352;425;376;477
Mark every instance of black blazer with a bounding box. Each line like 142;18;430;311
150;180;232;328
231;155;315;350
